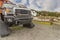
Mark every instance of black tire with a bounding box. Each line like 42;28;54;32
7;22;13;27
23;23;35;28
0;21;11;37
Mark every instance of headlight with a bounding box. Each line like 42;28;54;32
7;18;12;22
6;9;11;13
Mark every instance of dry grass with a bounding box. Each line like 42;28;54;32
32;20;51;25
10;25;24;30
9;20;51;30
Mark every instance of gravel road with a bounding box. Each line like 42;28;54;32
0;20;60;40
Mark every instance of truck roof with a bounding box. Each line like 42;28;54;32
14;7;31;11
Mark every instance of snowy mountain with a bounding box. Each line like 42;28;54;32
10;0;60;12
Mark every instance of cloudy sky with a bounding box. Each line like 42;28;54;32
10;0;60;12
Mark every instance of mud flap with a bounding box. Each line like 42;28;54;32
0;21;11;37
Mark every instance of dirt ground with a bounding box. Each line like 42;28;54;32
0;23;60;40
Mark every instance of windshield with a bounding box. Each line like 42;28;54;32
15;9;31;14
2;3;14;8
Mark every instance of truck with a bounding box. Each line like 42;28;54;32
0;3;34;37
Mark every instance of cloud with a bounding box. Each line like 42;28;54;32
54;0;60;12
9;0;60;12
42;0;57;11
28;0;43;10
54;8;60;12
